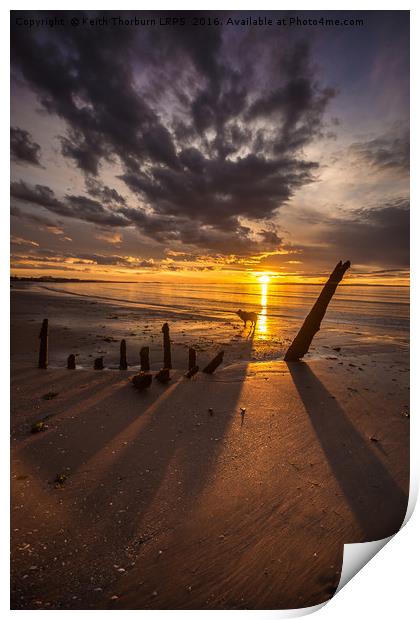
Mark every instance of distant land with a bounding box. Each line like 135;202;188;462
10;275;408;287
10;276;138;284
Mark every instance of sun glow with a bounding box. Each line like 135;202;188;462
257;280;269;337
258;274;270;284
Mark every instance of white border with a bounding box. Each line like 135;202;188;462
2;2;418;619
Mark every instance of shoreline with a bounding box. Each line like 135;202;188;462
10;285;409;369
11;278;411;287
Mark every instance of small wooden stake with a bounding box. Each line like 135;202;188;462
155;368;171;383
202;351;224;374
38;319;48;369
284;260;351;361
140;346;150;372
132;373;152;391
119;339;128;370
94;357;104;370
67;354;76;369
162;323;172;369
188;347;197;370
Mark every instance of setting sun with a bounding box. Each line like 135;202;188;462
258;274;270;284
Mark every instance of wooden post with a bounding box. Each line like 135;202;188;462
188;347;197;370
203;351;224;374
67;354;76;369
140;346;150;372
119;339;128;370
162;323;172;369
94;357;104;370
38;319;48;369
185;347;199;377
284;260;351;362
185;365;199;378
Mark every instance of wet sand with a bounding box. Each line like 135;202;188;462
10;288;409;609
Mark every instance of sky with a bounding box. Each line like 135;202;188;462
10;10;409;284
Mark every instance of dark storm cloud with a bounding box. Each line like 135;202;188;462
10;180;130;228
10;261;78;273
11;15;335;249
11;178;277;255
11;127;42;166
246;42;336;155
280;198;410;269
65;195;129;227
11;180;63;210
336;199;410;265
75;252;155;268
11;205;52;226
85;178;126;206
349;128;409;174
11;174;285;258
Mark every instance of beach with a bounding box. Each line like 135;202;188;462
10;283;410;609
10;280;409;368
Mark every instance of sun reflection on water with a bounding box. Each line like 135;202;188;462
257;282;268;338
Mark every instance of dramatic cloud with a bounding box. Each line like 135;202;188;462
327;199;410;266
267;198;410;270
11;19;334;244
85;178;126;206
11;179;285;256
11;127;42;166
349;127;409;174
10;12;410;278
11;180;130;228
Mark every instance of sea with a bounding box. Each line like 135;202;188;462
24;280;409;364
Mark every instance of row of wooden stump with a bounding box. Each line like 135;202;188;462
38;320;224;384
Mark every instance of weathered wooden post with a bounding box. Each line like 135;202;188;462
140;346;150;372
38;319;48;369
284;260;351;362
188;347;197;370
162;323;172;369
94;357;104;370
119;339;128;370
203;351;224;374
67;354;76;369
185;347;199;378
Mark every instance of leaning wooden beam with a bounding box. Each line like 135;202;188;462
202;351;224;374
140;346;150;372
185;347;199;378
38;319;48;369
162;323;172;369
284;260;351;361
119;339;128;370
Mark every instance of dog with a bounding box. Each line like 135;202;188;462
236;309;258;328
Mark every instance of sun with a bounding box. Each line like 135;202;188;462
258;274;270;284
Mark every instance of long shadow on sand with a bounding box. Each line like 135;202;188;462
11;328;256;609
83;332;255;544
288;362;408;541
